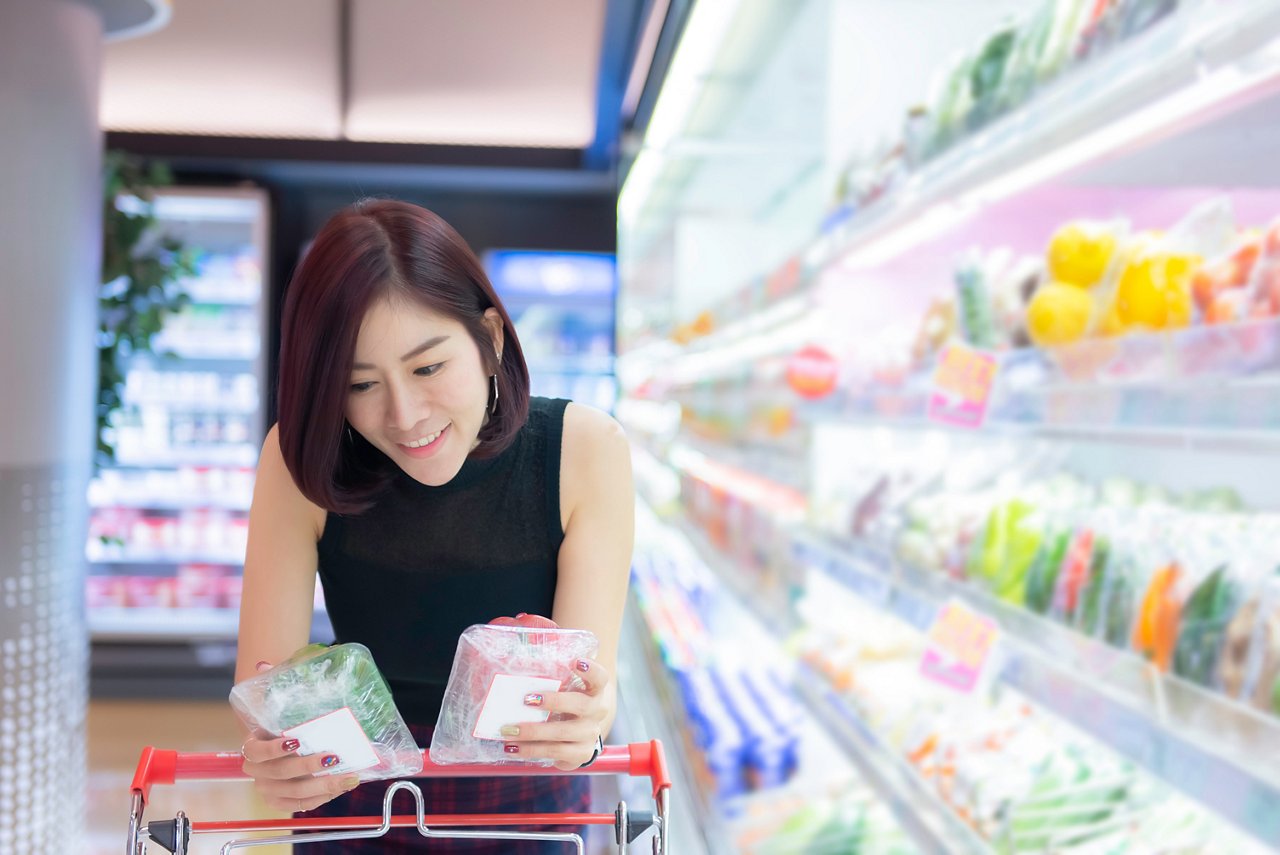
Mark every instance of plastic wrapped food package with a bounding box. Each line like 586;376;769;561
229;643;423;781
430;623;599;766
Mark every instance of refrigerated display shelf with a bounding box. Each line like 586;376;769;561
792;531;1280;848
89;606;241;641
669;377;1280;456
88;495;251;511
792;665;990;855
120;396;259;414
668;515;989;855
618;603;722;855
113;444;258;468
88;552;245;566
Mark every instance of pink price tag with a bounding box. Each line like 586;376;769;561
927;343;998;429
920;601;999;693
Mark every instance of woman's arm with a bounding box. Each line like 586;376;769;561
235;425;360;811
235;423;324;687
551;403;635;738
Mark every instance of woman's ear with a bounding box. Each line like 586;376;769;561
483;308;505;364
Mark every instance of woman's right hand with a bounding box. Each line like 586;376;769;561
240;733;361;813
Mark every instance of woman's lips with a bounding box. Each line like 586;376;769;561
397;423;450;459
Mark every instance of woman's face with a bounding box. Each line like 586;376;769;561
345;296;503;486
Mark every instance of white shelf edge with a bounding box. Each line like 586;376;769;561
88;553;245;566
88;607;240;641
89;497;252;512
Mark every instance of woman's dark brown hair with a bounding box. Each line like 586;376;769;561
276;199;530;514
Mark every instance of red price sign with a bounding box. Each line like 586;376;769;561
928;343;998;428
920;600;999;693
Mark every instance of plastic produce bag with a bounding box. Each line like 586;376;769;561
430;622;599;766
229;642;423;781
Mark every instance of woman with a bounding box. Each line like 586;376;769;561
234;199;634;852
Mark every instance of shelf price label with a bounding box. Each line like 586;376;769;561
920;600;999;693
928;343;998;429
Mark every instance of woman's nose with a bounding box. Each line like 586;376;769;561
385;381;426;431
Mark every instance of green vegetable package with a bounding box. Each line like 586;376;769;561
229;643;424;781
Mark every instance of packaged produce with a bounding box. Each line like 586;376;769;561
968;498;1043;604
1192;232;1260;322
430;622;598;765
1024;524;1073;615
1047;221;1121;288
967;22;1018;129
1131;562;1182;672
1244;217;1280;318
1076;528;1139;648
955;250;1001;349
1172;564;1242;687
1026;281;1095;346
229;642;423;781
1219;568;1280;715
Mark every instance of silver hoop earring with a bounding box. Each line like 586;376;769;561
488;373;499;414
345;425;354;444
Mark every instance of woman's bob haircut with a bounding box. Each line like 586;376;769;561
276;198;530;514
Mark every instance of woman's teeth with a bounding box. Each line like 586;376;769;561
405;427;444;448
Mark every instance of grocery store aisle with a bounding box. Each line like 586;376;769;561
87;699;289;855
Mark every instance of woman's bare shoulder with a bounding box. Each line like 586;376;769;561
256;423;328;541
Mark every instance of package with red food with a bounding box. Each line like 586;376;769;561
430;616;598;765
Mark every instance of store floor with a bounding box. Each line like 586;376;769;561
88;700;622;854
88;699;290;854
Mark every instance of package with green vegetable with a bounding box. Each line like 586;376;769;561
229;642;423;780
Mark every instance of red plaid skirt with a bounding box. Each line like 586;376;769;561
292;723;592;853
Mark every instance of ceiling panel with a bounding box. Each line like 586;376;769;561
100;0;343;138
345;0;606;147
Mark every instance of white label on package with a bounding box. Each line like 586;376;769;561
282;707;379;776
472;674;563;741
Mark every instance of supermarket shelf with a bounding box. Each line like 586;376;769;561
793;664;990;855
114;444;259;468
88;551;244;566
88;495;251;511
89;606;241;641
670;374;1280;456
670;515;987;855
821;0;1280;273
121;396;259;414
89;606;331;644
618;604;720;855
526;355;615;376
792;531;1280;848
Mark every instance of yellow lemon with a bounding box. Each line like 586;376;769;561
1115;255;1198;330
1026;282;1094;347
1047;223;1117;288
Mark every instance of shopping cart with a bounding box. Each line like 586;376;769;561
126;740;670;854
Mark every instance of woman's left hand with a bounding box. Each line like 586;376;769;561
499;657;612;771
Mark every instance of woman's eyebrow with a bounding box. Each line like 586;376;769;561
352;335;450;370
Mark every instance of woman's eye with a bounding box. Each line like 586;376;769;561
350;381;375;393
415;363;444;377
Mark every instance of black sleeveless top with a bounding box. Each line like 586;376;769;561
316;397;569;723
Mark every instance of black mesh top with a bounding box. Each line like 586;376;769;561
316;397;570;723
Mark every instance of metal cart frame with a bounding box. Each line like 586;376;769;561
127;741;671;854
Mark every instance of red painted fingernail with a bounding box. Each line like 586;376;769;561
523;693;543;707
515;612;528;618
576;659;590;672
282;738;300;752
321;755;341;768
255;660;271;670
504;743;520;754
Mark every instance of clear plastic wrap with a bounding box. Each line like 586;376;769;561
229;642;423;780
429;623;599;766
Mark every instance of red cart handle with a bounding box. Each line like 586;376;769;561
131;740;671;805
